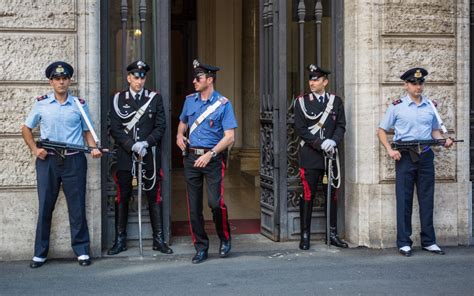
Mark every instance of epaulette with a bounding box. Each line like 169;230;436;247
186;92;198;98
78;97;86;104
392;98;402;106
36;94;48;101
218;97;229;104
299;93;308;99
432;100;438;107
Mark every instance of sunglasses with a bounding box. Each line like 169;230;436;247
130;72;146;79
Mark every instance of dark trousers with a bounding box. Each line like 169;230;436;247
395;150;436;248
34;153;90;258
299;168;338;227
184;153;231;252
115;167;162;206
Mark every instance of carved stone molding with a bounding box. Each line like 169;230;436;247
0;0;76;30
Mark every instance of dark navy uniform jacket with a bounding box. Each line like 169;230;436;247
294;92;346;169
109;88;166;171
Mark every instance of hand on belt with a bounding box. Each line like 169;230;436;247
189;147;212;156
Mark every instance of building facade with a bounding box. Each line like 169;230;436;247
0;0;471;260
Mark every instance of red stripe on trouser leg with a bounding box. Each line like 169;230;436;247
332;188;339;202
155;168;164;203
299;168;312;201
185;190;197;244
220;160;230;241
113;173;121;204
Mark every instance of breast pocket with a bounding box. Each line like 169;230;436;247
64;109;81;126
207;111;222;129
147;108;156;120
418;109;434;126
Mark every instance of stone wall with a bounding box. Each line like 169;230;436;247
344;0;472;248
0;0;102;260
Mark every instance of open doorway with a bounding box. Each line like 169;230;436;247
170;0;261;237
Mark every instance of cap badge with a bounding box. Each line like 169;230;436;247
137;61;145;69
193;59;200;69
414;69;422;78
56;65;64;73
309;64;317;72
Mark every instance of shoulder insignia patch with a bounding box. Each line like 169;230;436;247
78;98;86;104
219;97;229;104
392;98;402;106
36;94;48;101
186;92;198;99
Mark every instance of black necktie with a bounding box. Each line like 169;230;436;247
135;93;140;102
319;96;324;103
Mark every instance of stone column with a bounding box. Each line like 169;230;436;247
344;0;471;248
239;0;260;172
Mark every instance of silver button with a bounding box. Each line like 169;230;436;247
137;137;140;140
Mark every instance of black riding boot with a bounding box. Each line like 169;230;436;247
299;198;313;250
149;202;173;254
329;226;348;248
107;202;128;255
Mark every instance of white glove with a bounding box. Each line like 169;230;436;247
138;147;148;158
321;139;336;153
132;141;148;154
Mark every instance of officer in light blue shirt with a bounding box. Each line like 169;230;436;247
176;60;237;264
24;92;93;145
21;61;102;268
379;94;440;142
378;68;454;257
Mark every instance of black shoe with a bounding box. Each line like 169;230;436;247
399;248;412;257
329;235;349;248
328;227;348;248
422;247;445;255
78;259;92;266
299;232;310;250
153;241;173;254
30;260;46;269
192;250;208;264
107;237;127;255
219;240;231;258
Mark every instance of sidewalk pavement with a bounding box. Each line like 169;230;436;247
1;234;473;296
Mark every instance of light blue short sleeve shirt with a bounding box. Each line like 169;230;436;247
24;92;94;145
379;95;441;141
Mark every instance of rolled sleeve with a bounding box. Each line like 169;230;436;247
179;100;189;123
222;103;238;131
379;105;395;131
24;102;40;129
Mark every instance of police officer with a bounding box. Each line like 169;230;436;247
176;59;237;264
21;61;102;268
378;68;453;257
294;64;348;250
108;60;172;255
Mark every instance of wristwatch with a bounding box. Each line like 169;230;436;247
210;149;217;158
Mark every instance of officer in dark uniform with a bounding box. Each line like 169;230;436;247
108;60;172;255
378;68;453;257
22;61;102;268
176;59;238;264
294;64;348;250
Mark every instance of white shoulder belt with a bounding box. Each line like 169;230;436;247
299;94;335;147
